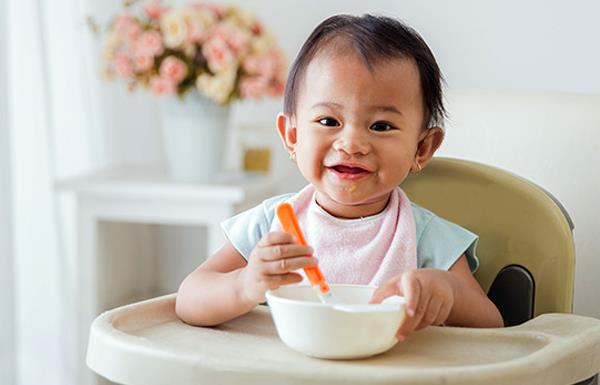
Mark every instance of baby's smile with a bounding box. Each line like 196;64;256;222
325;162;373;181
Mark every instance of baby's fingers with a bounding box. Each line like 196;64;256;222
433;300;452;326
265;272;303;289
369;280;400;304
402;274;421;317
395;277;425;340
264;256;318;274
260;243;313;262
396;292;430;340
417;296;442;330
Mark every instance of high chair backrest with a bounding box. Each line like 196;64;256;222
401;157;575;324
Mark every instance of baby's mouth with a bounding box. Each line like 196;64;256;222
327;164;372;180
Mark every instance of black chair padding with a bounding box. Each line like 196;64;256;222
487;264;535;327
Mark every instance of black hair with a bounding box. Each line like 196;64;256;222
283;14;446;129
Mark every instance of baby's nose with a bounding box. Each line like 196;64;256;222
332;128;371;155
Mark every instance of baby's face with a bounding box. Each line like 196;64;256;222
289;53;429;217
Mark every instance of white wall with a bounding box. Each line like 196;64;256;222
221;0;600;94
0;0;17;382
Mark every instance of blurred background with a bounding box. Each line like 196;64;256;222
1;0;599;384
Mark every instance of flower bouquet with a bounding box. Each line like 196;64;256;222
91;1;287;182
95;0;286;104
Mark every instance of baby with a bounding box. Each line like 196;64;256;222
176;14;503;340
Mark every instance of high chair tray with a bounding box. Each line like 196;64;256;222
87;294;600;385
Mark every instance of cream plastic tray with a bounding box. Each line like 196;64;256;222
87;294;600;385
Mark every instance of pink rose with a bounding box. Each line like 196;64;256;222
202;36;235;73
194;3;226;18
239;76;268;99
133;54;154;72
187;19;208;44
143;1;167;20
135;31;164;57
226;30;249;55
113;53;133;78
150;76;176;95
159;56;188;84
114;14;141;40
251;22;262;36
183;7;217;44
268;80;285;97
242;54;275;78
211;25;249;55
270;50;285;72
242;55;260;74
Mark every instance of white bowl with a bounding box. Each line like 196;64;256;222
266;284;406;359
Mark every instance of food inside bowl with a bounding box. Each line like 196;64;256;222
332;295;404;313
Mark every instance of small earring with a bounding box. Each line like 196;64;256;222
289;151;296;161
413;160;422;173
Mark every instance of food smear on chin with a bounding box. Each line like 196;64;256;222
346;182;358;193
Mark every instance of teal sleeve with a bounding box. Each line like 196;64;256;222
414;206;480;273
220;194;292;260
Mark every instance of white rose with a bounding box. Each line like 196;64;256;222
227;6;255;28
160;8;188;48
186;7;216;43
195;67;237;104
250;34;275;56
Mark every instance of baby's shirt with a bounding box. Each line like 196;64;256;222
221;185;479;285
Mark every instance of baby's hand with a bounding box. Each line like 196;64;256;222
239;231;318;304
370;269;456;340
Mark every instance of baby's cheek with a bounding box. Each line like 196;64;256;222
383;159;413;184
294;156;319;184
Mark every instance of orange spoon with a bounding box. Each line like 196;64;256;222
276;203;334;302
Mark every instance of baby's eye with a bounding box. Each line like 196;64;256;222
370;121;395;132
318;117;340;127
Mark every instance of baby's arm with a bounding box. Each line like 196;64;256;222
175;242;253;326
371;255;503;340
176;232;317;326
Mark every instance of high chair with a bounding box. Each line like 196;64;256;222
401;156;575;326
402;157;595;384
86;157;600;385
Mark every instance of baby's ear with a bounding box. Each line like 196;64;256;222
276;113;297;153
415;127;444;168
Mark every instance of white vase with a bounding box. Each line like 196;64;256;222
159;92;230;183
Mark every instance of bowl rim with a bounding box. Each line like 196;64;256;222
266;284;385;308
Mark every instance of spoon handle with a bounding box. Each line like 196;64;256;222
276;203;332;297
